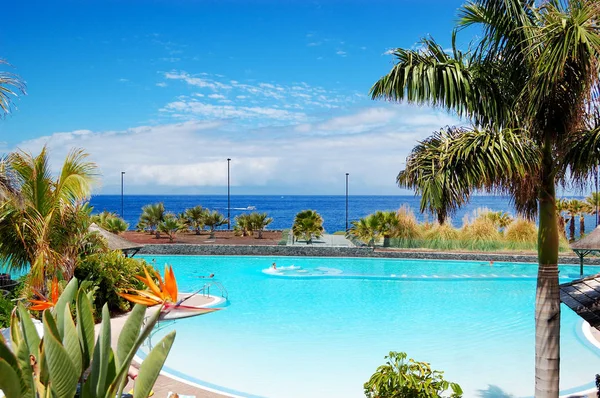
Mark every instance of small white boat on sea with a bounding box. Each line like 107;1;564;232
232;206;256;211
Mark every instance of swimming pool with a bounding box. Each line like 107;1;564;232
138;255;600;398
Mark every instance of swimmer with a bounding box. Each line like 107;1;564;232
489;260;494;266
198;273;215;278
271;262;277;270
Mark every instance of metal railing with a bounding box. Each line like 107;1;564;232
198;281;228;299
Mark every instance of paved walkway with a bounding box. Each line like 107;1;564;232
288;233;354;247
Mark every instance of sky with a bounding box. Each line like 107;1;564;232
0;0;469;195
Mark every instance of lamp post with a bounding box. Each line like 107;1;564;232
345;173;349;231
596;164;599;227
227;158;231;230
121;171;125;219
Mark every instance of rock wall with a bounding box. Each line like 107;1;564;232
137;244;597;265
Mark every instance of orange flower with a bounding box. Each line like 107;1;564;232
120;265;179;306
29;277;59;311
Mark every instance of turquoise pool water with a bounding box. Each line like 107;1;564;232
138;256;600;398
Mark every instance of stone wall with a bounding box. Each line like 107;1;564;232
138;244;598;265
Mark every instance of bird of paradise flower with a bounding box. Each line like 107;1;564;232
120;265;220;320
29;277;60;310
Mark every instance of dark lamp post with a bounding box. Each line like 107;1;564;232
345;173;349;231
121;171;125;219
227;158;231;229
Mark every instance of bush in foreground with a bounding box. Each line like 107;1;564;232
364;351;462;398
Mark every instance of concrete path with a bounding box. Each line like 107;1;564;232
289;233;354;247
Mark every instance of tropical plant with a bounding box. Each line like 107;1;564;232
556;199;569;238
370;0;600;394
364;351;462;398
203;210;227;239
91;211;129;235
292;210;324;244
247;212;273;239
460;217;502;251
477;210;513;229
75;250;146;314
348;214;380;247
0;278;174;398
373;211;400;247
139;202;165;238
183;205;208;235
0;59;26;116
505;219;538;246
567;199;584;242
158;213;184;242
585;192;600;228
234;213;252;237
0;147;98;289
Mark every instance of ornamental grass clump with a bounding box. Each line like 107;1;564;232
504;218;538;250
423;222;461;250
460;216;502;251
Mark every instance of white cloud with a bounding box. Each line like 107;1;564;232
10;105;464;194
159;57;181;62
236;95;247;99
208;94;226;99
383;48;395;55
156;82;168;87
307;42;321;47
118;78;129;82
164;71;232;90
160;101;307;122
336;50;347;56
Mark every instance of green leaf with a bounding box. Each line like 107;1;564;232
54;278;78;338
76;288;95;370
117;304;145;368
95;305;112;397
133;331;176;398
42;310;78;398
0;357;22;398
61;304;82;377
16;304;40;360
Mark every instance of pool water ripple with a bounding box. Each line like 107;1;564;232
139;256;600;398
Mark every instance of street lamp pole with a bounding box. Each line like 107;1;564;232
345;173;349;231
596;164;599;227
227;158;231;230
121;171;125;219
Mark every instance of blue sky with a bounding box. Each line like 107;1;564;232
1;0;468;194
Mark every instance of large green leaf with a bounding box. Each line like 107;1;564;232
76;288;95;370
61;304;82;376
16;304;40;360
133;331;176;398
0;357;22;398
55;278;78;339
88;305;111;397
116;304;145;368
42;310;78;397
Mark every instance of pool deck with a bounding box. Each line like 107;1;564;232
104;294;227;398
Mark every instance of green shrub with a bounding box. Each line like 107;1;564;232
278;229;290;245
75;250;146;314
460;217;502;251
364;351;462;398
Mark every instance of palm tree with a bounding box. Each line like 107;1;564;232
139;203;165;238
0;147;97;288
556;199;569;238
579;203;591;238
374;211;400;247
91;211;128;234
184;205;208;235
0;60;26;116
370;1;600;395
566;200;584;242
234;213;252;236
203;210;227;239
585;192;600;228
158;213;184;242
481;211;513;230
292;210;324;244
348;214;380;247
248;212;273;239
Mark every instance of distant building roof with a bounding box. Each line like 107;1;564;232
89;223;143;257
560;274;600;330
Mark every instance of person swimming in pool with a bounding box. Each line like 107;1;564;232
272;262;277;270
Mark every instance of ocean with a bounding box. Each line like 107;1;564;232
89;195;597;235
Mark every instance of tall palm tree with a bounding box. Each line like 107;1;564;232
585;192;600;228
0;59;26;117
567;199;584;242
184;205;208;235
0;147;97;288
292;210;324;244
203;210;227;239
556;199;569;238
371;1;600;396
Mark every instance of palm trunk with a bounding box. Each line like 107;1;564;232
383;234;390;247
437;211;446;225
535;143;560;398
209;227;215;239
258;229;263;239
580;215;585;238
569;217;575;241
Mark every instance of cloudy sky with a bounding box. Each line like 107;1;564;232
1;0;466;195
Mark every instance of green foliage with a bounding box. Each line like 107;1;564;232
0;59;26;116
138;203;165;236
234;212;273;238
460;216;502;251
75;251;146;315
182;205;208;235
203;210;227;239
504;219;537;246
0;278;175;398
158;213;184;242
292;210;324;244
0;147;98;288
349;214;380;247
278;229;290;245
364;352;462;398
91;211;129;235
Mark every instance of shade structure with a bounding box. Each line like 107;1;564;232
570;226;600;277
89;223;143;257
560;274;600;330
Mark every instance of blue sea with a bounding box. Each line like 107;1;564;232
89;195;596;235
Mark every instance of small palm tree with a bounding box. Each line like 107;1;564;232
158;214;184;242
184;205;208;235
585;192;600;228
374;211;400;248
480;210;513;229
91;211;128;234
248;212;273;239
204;210;227;239
234;213;252;236
292;210;324;244
0;59;26;116
139;203;165;238
348;214;380;247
